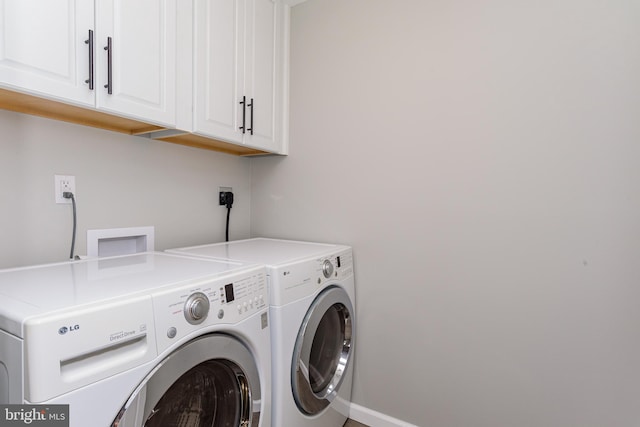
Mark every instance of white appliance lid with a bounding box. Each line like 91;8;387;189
0;252;253;335
169;238;347;266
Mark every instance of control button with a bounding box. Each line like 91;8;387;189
184;292;210;325
322;259;334;279
238;304;243;314
243;302;248;312
218;309;225;319
167;327;177;339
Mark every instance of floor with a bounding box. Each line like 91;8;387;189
344;420;368;427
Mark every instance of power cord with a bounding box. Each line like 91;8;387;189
63;191;77;259
219;191;234;242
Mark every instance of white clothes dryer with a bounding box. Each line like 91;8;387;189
167;238;356;427
0;252;271;427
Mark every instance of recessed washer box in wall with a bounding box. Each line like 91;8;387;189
87;226;155;257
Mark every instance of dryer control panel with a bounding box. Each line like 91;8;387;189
152;265;268;354
270;248;353;306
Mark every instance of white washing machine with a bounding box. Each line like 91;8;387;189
0;252;271;427
168;238;356;427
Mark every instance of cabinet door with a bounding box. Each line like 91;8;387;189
244;0;281;153
0;0;94;106
193;0;245;144
95;0;176;127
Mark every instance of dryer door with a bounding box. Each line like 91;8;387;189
292;286;354;415
112;334;261;427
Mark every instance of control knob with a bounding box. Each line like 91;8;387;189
322;259;334;279
184;292;210;325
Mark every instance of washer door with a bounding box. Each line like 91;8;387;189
112;334;261;427
292;286;354;415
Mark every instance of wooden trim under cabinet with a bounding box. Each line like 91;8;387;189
0;88;271;156
0;88;163;135
155;132;267;156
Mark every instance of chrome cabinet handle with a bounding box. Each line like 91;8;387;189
103;37;112;94
84;29;94;90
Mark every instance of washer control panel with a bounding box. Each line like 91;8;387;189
153;266;268;354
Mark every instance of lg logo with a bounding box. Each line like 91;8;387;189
58;324;80;335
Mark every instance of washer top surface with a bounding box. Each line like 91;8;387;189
169;238;348;266
0;252;254;335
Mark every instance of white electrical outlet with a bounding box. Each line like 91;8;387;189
54;175;76;204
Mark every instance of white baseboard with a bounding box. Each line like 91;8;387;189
349;402;419;427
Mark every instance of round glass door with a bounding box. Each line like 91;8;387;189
292;286;354;415
144;359;247;426
112;334;261;427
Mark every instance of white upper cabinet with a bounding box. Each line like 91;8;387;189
194;0;245;144
248;0;283;152
193;0;286;154
95;0;176;126
0;0;94;106
0;0;177;128
0;0;297;154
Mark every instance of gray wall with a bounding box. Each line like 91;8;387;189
0;111;252;269
251;1;640;426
